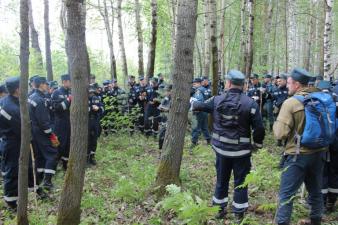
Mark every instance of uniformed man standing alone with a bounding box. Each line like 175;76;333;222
273;68;327;225
191;70;265;223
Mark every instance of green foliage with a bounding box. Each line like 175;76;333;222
159;184;219;225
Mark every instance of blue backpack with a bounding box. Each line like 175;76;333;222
293;92;336;151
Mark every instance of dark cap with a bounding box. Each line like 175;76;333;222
6;76;20;93
315;75;324;81
48;81;58;89
201;76;209;81
88;85;96;93
129;75;135;79
192;77;202;83
316;80;331;90
111;79;117;83
264;74;272;79
33;76;47;86
290;68;312;85
279;73;288;80
151;77;158;83
61;74;71;81
224;70;245;85
139;76;144;81
29;75;40;83
250;73;259;79
0;84;7;93
103;80;111;85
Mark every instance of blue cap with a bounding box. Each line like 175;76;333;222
103;80;111;85
48;81;58;89
278;73;288;80
5;76;20;93
61;74;71;81
290;68;312;85
201;76;209;81
264;74;272;79
224;70;245;85
139;76;144;81
316;80;331;90
192;77;202;83
29;75;40;83
33;76;47;86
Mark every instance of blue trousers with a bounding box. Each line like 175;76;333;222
191;112;211;144
276;152;324;224
322;148;338;204
212;154;251;214
264;100;274;126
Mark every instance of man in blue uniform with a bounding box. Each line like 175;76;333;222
144;78;161;137
262;74;275;130
0;83;7;167
201;76;212;100
190;78;211;149
137;77;148;132
247;74;262;106
272;74;289;118
28;77;60;189
51;74;72;170
191;70;265;222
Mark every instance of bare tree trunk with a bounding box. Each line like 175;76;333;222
170;0;178;76
60;1;71;73
271;0;279;74
303;0;316;72
209;0;218;95
283;0;288;72
98;0;117;79
261;0;273;73
203;0;210;77
288;0;296;69
146;0;158;80
239;0;247;71
17;0;30;224
218;0;226;77
28;0;43;69
44;0;53;81
195;41;203;76
324;0;333;80
117;0;128;85
317;1;325;76
155;0;198;194
244;0;255;77
56;0;89;224
135;0;144;77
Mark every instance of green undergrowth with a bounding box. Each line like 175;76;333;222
1;133;338;224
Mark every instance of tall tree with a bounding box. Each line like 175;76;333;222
44;0;53;81
303;0;316;72
323;0;333;80
117;0;128;84
239;0;247;71
146;0;158;79
134;0;144;77
56;0;89;224
60;1;70;73
283;0;289;72
209;0;218;95
98;0;117;79
261;0;273;73
155;0;198;193
203;0;210;77
17;0;30;223
218;0;227;76
28;0;43;69
170;0;178;77
243;0;255;77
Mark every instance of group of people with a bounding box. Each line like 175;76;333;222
191;68;338;225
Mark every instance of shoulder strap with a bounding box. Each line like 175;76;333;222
293;95;305;104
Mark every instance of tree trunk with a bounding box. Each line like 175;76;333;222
288;0;296;70
270;0;279;74
283;0;288;72
239;0;247;71
203;0;210;77
303;1;316;72
209;0;218;95
317;1;325;76
135;0;144;77
60;1;70;74
155;0;198;194
218;0;226;77
244;0;255;78
261;0;273;73
195;40;203;76
98;0;117;79
44;0;53;81
323;0;333;80
117;0;128;84
17;0;30;224
28;0;43;69
56;0;89;224
146;0;158;80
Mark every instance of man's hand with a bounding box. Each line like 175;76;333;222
49;133;60;148
92;105;99;111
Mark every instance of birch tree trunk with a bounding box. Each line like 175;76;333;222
146;0;158;80
218;0;226;76
17;0;30;223
44;0;53;81
57;0;89;223
283;0;289;72
324;0;333;80
28;0;43;70
203;0;210;77
117;0;128;84
288;0;296;70
239;0;247;73
303;0;316;72
209;0;218;95
60;1;70;73
155;0;198;194
244;0;255;77
135;0;144;77
261;0;273;73
270;0;279;74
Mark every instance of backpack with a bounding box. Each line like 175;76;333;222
293;92;336;151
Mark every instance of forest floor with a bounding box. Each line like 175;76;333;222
1;132;338;225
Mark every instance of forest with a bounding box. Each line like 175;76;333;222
0;0;338;225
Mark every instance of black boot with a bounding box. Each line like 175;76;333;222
43;173;54;190
234;212;244;224
62;160;68;171
36;187;49;199
310;218;321;225
278;223;289;225
215;207;227;219
89;154;97;166
5;201;17;211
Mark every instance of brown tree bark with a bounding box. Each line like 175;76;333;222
203;0;210;77
155;0;198;194
283;0;289;72
135;0;144;77
218;0;226;77
261;0;273;73
303;1;316;72
117;0;128;84
239;0;247;71
17;0;30;224
209;0;218;96
28;0;43;69
44;0;53;81
98;0;117;79
56;0;89;224
60;1;70;74
146;0;158;79
244;0;255;78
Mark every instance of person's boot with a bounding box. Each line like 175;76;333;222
297;218;321;225
270;123;273;131
310;218;321;225
89;154;97;166
189;142;197;154
42;173;54;190
215;207;227;220
36;187;49;200
234;212;244;224
5;201;17;211
62;160;68;171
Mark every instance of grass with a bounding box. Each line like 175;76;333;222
1;132;338;224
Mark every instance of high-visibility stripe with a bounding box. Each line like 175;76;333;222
44;128;52;134
321;189;328;194
61;102;67;110
61;157;69;161
212;133;250;145
0;109;12;120
37;168;44;173
328;188;338;193
4;196;18;202
254;143;263;148
44;169;56;174
232;201;249;209
212;145;251;157
251;108;256;115
212;196;228;204
28;99;37;107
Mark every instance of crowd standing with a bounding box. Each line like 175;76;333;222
0;68;337;225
